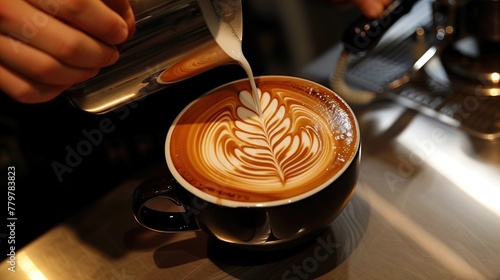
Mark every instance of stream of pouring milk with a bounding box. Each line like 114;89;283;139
199;0;262;116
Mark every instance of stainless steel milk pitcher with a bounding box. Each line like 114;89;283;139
64;0;243;114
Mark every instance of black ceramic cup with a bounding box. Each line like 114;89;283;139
132;76;361;250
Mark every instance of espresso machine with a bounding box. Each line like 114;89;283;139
331;0;500;140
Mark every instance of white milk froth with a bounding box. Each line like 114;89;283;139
183;89;334;187
199;0;261;113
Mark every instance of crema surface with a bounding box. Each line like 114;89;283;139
168;77;358;202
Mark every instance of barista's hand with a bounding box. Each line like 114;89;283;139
0;0;135;104
352;0;392;18
324;0;392;18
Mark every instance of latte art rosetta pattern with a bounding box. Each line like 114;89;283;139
168;78;358;202
203;89;336;187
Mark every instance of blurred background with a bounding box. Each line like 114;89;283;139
0;0;363;252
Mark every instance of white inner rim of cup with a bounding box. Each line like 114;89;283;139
165;75;360;208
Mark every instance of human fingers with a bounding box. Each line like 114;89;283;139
0;34;100;86
351;0;391;18
0;0;120;68
103;0;136;41
26;0;130;45
0;64;69;104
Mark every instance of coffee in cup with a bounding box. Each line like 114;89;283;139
133;75;360;248
167;76;358;205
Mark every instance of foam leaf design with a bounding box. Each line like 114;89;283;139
199;89;329;189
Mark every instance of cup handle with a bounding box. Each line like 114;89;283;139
132;176;200;232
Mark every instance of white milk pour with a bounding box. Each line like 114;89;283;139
199;0;262;116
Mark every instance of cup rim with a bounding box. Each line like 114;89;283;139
165;75;360;208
